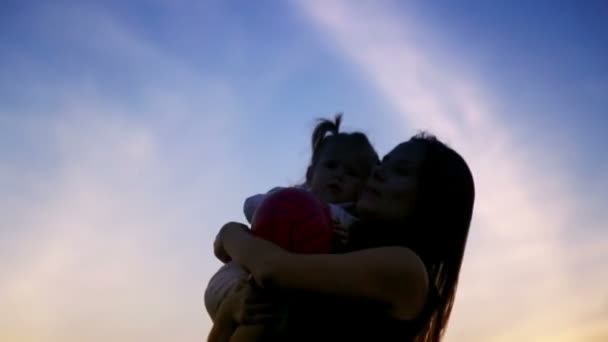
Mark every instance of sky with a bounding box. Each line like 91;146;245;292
1;1;607;341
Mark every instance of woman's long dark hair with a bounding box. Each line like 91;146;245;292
349;132;475;341
406;132;475;342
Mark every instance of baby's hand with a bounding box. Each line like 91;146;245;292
332;222;350;252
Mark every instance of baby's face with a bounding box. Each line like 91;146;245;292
308;144;375;204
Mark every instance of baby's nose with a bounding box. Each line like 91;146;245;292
332;165;346;179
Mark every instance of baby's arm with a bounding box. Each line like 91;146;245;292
224;279;289;342
208;274;287;342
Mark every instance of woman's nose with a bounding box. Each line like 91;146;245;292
372;164;386;181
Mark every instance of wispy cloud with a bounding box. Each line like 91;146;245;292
295;1;608;340
0;108;235;342
2;2;606;341
0;4;250;341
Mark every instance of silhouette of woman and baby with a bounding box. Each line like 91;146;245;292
205;114;475;342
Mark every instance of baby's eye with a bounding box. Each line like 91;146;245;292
346;168;359;177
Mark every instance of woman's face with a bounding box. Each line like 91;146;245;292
356;141;426;222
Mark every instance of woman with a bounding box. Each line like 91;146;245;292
213;133;475;341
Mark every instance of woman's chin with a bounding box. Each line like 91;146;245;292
355;200;376;220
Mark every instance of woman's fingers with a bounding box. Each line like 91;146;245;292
213;235;231;263
239;302;287;325
240;312;284;325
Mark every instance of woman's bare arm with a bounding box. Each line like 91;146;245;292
217;222;429;320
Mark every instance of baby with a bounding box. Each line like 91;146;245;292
205;114;379;341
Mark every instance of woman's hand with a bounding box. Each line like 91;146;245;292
214;221;288;288
220;278;286;325
214;222;249;263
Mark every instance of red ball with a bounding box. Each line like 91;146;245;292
251;188;333;253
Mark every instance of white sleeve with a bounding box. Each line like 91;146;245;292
243;186;286;223
328;203;359;227
244;194;266;223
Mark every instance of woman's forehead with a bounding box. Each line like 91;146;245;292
385;141;425;163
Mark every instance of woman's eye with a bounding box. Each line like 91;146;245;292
395;168;409;176
325;160;338;169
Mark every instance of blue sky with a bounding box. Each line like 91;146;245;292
1;1;607;341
